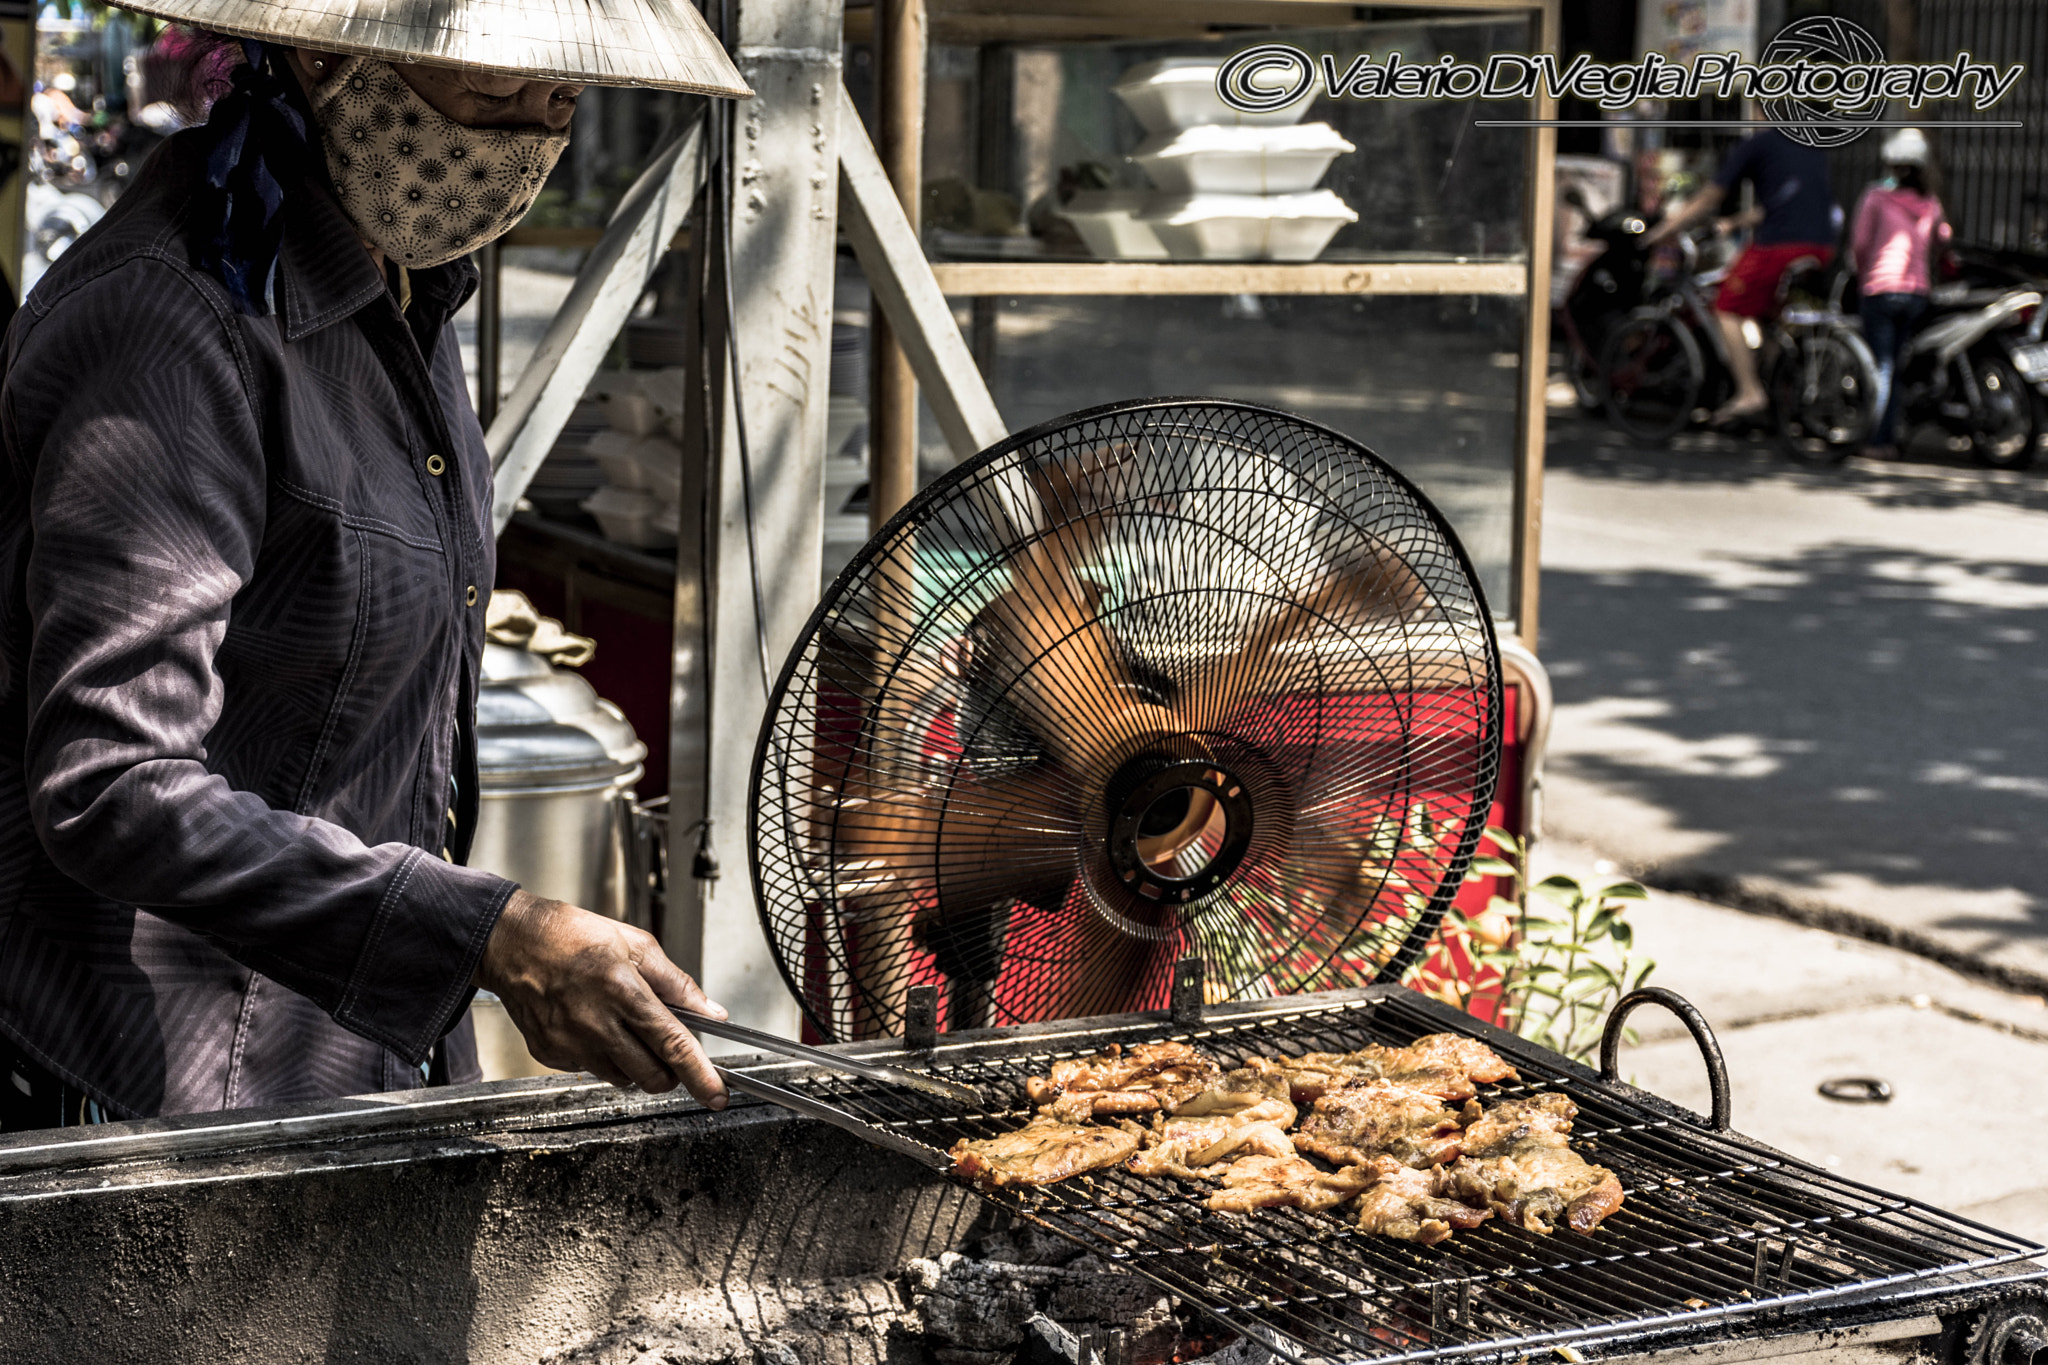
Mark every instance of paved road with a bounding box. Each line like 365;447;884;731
1537;412;2048;987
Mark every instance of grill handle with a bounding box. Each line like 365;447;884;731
1599;986;1732;1131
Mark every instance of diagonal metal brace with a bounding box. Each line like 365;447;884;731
486;111;708;535
835;80;1007;461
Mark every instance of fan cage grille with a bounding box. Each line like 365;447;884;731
751;400;1504;1042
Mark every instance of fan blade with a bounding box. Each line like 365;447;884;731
1276;797;1463;993
1041;910;1181;1022
968;446;1187;782
1173;534;1434;733
821;767;1077;902
821;765;1083;1037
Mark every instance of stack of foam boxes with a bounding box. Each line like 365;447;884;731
580;371;685;549
1060;58;1359;263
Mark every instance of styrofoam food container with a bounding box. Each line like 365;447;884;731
1113;58;1312;136
586;431;652;490
599;391;662;437
1058;190;1169;260
585;430;681;493
635;368;689;443
1131;123;1354;195
581;484;676;549
1140;190;1358;262
585;371;661;436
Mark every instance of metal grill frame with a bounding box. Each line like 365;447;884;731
728;986;2048;1364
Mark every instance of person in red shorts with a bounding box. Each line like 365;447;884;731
1645;121;1839;424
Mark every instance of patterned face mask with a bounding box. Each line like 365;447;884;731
307;57;568;269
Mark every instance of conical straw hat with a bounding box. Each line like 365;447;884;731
113;0;752;97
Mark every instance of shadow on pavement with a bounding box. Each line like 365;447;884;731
1547;412;2048;517
1541;538;2048;959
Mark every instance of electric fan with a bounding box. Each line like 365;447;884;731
751;399;1502;1041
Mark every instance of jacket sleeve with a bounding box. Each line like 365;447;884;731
5;257;514;1065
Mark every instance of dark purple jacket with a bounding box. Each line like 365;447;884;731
0;130;517;1118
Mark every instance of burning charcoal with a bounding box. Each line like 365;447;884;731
974;1222;1089;1268
903;1250;1189;1362
1046;1255;1171;1326
1184;1337;1276;1365
904;1253;1059;1352
1020;1314;1089;1365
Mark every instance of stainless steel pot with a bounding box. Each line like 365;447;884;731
471;642;648;926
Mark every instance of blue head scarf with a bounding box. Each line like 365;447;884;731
191;40;309;315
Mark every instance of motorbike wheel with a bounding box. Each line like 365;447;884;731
1569;348;1606;412
1600;309;1703;443
1774;325;1877;466
1966;346;2038;470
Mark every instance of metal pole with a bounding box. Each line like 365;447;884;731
1510;0;1560;649
476;238;502;427
692;0;846;1041
869;0;927;535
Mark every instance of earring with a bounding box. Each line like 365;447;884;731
312;57;327;72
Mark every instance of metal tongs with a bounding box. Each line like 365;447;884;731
672;1007;975;1172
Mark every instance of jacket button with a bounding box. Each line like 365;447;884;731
426;453;447;476
465;585;478;606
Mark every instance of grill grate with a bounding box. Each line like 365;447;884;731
755;988;2045;1364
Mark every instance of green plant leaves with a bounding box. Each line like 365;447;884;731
1407;841;1657;1064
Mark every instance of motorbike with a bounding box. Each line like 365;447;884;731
1556;186;1659;411
1598;230;1877;459
1885;267;2042;470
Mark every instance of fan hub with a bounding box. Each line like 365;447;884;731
1106;758;1255;904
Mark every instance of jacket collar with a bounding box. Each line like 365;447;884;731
274;160;480;342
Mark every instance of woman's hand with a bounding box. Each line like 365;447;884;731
475;890;729;1106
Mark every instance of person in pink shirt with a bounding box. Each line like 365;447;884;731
1850;129;1952;457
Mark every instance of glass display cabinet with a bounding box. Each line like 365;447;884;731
849;0;1560;642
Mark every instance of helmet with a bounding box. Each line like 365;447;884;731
1882;128;1930;166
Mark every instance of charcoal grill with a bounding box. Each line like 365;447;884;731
743;980;2048;1365
2;983;2042;1362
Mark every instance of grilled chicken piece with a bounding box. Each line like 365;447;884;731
1351;1156;1494;1245
1205;1154;1378;1214
1259;1035;1517;1106
1173;1064;1299;1123
1257;1051;1381;1106
1027;1041;1223;1124
1292;1078;1463;1170
1129;1119;1297;1180
949;1114;1141;1189
1457;1091;1575;1152
1438;1093;1624;1234
1366;1035;1519;1087
1124;1065;1298;1180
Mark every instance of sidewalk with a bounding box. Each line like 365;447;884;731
1538;409;2048;994
1532;837;2048;1249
